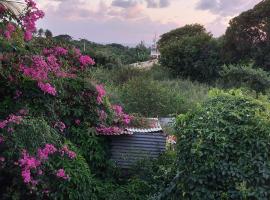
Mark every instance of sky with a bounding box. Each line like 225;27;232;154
36;0;262;45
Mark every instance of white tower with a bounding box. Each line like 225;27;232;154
150;34;160;59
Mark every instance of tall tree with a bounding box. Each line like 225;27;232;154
158;24;222;82
45;29;53;38
158;24;208;49
38;28;44;37
224;0;270;69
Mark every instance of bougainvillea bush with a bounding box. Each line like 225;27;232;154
163;90;270;200
0;1;132;199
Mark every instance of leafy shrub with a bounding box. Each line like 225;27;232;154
120;76;183;117
220;64;270;96
164;90;270;199
159;33;222;82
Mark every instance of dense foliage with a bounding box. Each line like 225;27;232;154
0;1;134;199
223;0;270;69
89;65;210;117
159;24;222;82
220;65;270;96
58;38;150;67
164;90;270;199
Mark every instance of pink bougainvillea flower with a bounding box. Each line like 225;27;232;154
7;23;15;32
38;144;57;160
0;157;5;162
123;114;132;125
79;55;95;66
25;0;36;7
7;127;14;133
60;145;76;159
0;120;7;129
24;31;32;41
96;84;106;104
18;109;29;116
14;90;23;99
98;110;107;121
56;169;69;180
54;121;66;132
21;169;31;183
73;48;82;57
75;119;81;125
54;47;68;56
0;136;4;144
96;125;122;135
112;105;123;116
38;82;57;96
4;31;11;39
8;114;23;124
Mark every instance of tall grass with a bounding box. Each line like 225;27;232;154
88;65;211;116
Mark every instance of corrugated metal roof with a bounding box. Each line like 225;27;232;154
124;118;162;134
98;118;163;136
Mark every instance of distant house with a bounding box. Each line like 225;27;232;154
150;35;160;59
99;118;167;169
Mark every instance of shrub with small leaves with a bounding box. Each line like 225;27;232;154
164;89;270;200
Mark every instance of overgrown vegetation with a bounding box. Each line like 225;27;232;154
163;90;270;199
3;0;270;199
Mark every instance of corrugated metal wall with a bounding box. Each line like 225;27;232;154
110;131;166;168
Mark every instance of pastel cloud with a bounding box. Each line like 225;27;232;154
35;0;263;44
111;0;172;8
196;0;262;16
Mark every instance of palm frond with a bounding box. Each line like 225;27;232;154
0;0;25;16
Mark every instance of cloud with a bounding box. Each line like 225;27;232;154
38;13;177;44
206;16;230;36
36;0;177;43
111;0;138;8
111;0;172;9
196;0;261;16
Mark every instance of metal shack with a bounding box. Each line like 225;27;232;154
109;118;167;169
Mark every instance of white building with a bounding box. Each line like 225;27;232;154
150;34;160;59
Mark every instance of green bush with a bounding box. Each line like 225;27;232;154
46;144;96;200
120;77;183;117
220;65;270;96
164;90;270;199
159;34;222;82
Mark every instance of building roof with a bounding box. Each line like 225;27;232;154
99;118;163;136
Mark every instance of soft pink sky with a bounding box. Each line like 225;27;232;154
36;0;261;44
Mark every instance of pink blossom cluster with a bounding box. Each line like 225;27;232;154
0;114;23;129
0;136;4;144
38;144;57;160
96;125;122;135
18;143;74;185
4;23;16;40
56;169;69;180
73;48;82;57
14;90;23;100
60;145;77;159
96;85;106;104
75;119;81;125
21;0;45;41
43;47;68;57
0;0;43;41
19;150;41;184
38;82;57;96
112;105;132;125
19;47;94;95
54;121;66;132
79;55;95;67
53;47;68;56
0;4;5;14
19;55;59;95
98;110;108;121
